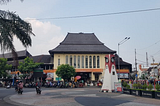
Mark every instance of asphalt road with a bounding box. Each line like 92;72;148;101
0;87;160;106
0;87;35;106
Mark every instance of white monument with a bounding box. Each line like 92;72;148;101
101;54;118;92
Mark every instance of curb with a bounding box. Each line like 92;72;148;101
3;95;34;106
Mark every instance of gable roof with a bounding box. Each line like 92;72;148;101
49;33;116;54
115;54;132;66
31;55;51;63
0;50;32;59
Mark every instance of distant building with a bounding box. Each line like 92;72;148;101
115;54;132;79
0;50;53;80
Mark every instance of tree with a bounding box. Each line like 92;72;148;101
18;57;41;76
0;58;12;78
0;0;23;4
56;64;76;82
0;0;35;66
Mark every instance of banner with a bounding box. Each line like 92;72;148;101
114;82;122;92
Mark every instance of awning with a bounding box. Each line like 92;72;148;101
93;72;102;74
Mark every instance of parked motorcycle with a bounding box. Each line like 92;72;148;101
6;85;11;89
36;86;41;94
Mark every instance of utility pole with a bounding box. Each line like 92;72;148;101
146;52;148;67
135;49;137;83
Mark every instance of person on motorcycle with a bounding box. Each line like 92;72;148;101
18;81;23;91
15;80;19;92
35;81;41;94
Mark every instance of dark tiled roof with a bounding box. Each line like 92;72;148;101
32;55;51;63
0;50;32;59
115;54;132;65
49;33;116;54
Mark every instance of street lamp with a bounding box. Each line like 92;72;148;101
118;37;130;80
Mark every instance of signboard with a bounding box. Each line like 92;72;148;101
56;77;61;81
47;73;54;78
118;73;129;78
114;82;122;92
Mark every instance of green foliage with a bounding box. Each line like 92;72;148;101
126;84;130;89
137;83;142;89
122;82;127;87
0;8;34;65
147;84;153;91
132;83;137;89
142;84;147;90
155;84;160;91
18;57;42;74
19;74;26;79
56;64;76;81
0;58;12;78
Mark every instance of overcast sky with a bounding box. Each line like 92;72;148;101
1;0;160;68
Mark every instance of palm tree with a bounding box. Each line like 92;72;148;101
0;0;23;4
0;1;35;66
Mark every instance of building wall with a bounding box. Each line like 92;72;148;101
53;53;107;81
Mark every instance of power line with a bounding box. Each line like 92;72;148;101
137;40;160;50
26;7;160;20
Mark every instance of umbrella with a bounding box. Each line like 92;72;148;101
46;77;52;80
75;76;81;80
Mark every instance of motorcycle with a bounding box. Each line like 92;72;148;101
6;84;11;89
36;86;41;94
18;88;23;94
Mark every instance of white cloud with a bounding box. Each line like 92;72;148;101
13;18;65;56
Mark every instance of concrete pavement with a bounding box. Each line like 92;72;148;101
3;87;160;106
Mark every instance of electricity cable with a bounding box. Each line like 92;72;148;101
26;7;160;20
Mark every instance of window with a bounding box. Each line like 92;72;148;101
112;66;114;69
97;56;100;68
66;55;68;64
93;56;96;68
70;55;72;66
78;56;80;68
112;71;115;75
89;56;92;68
74;55;76;68
85;56;88;68
105;57;109;63
58;59;60;66
82;56;84;68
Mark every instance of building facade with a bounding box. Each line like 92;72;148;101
49;33;117;82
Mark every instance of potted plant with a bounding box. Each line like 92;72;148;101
123;82;131;94
141;84;155;98
130;83;141;96
155;84;160;99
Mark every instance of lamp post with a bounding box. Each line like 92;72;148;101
118;37;130;80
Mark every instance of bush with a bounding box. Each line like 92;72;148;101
142;84;147;90
137;83;142;89
126;84;130;89
147;84;153;91
122;82;127;87
132;83;137;89
155;84;160;91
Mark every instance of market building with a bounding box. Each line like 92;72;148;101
49;32;132;83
